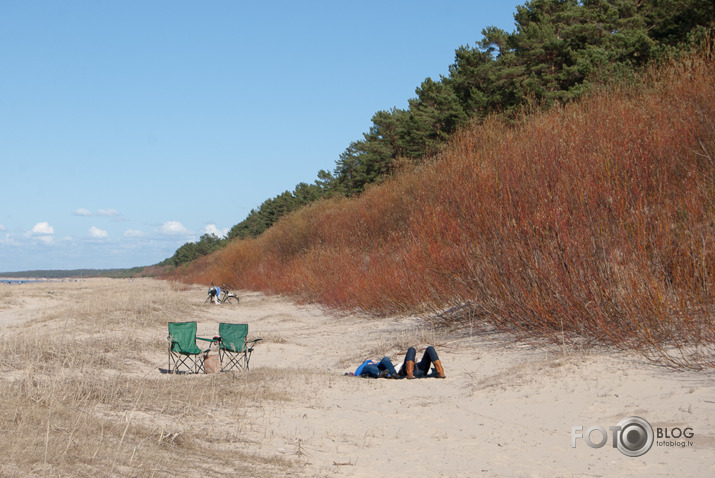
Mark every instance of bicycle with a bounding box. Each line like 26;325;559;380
205;284;240;305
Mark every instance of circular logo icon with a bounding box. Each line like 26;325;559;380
615;416;654;457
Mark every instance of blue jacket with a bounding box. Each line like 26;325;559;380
354;359;375;376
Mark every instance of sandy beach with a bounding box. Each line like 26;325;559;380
1;278;713;477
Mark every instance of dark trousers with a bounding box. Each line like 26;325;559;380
361;357;398;378
404;346;439;378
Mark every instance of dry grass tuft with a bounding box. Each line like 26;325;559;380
0;279;300;477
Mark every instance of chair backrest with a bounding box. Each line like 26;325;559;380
219;323;248;352
168;321;200;354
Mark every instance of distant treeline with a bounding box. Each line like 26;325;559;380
162;0;714;269
0;268;146;279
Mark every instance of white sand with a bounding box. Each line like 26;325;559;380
197;290;715;477
2;281;713;477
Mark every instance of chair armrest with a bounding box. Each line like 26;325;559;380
197;336;217;353
246;338;263;347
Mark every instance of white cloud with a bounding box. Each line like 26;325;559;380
160;221;188;235
89;226;109;239
204;224;229;238
1;233;20;246
32;222;54;235
97;209;120;217
27;222;55;245
0;224;6;231
124;229;145;238
74;208;125;221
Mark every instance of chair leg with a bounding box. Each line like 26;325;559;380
197;354;206;374
228;353;240;371
220;350;245;372
169;349;184;374
169;352;205;374
245;349;252;370
176;354;189;373
171;353;180;373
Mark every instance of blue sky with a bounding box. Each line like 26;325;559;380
0;1;521;272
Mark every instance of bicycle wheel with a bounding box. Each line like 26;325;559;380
204;295;212;304
223;295;240;304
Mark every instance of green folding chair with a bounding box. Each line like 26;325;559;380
218;323;262;372
168;321;212;374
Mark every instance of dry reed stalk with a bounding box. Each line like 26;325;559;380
168;50;715;369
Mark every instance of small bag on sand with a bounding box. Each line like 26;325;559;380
203;353;219;374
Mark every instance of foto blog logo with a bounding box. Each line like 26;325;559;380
572;416;695;457
572;416;654;457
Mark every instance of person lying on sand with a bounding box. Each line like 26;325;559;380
350;346;446;379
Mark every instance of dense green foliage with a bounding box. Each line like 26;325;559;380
159;233;225;267
164;0;713;268
226;181;326;240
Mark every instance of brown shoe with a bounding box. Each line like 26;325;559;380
405;360;415;379
433;360;446;378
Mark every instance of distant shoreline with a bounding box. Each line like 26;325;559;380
0;267;145;280
0;278;81;284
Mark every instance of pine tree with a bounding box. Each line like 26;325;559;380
404;78;468;157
